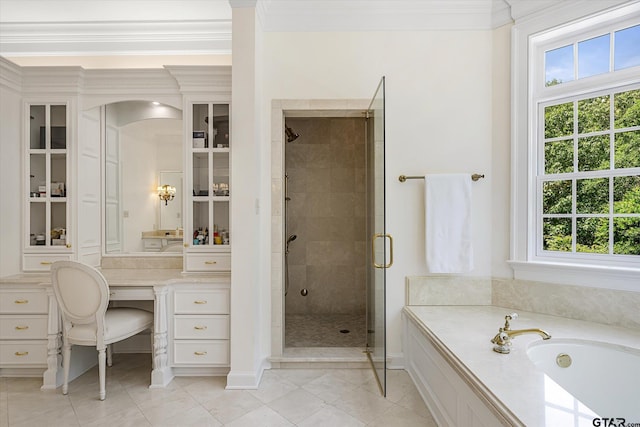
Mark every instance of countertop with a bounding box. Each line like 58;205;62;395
403;305;640;426
0;269;229;287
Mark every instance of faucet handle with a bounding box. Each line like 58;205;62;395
504;312;518;330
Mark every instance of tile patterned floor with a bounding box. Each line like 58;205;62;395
0;354;436;427
285;314;366;347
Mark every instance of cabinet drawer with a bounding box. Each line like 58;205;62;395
23;254;73;272
0;341;48;365
0;316;48;339
174;315;229;340
143;239;162;250
0;291;48;314
174;290;229;314
173;340;229;365
185;253;231;272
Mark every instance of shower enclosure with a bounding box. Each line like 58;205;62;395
283;116;367;348
280;77;387;395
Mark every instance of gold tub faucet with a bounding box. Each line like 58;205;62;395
491;313;551;354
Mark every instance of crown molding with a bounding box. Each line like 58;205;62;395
0;20;232;57
504;0;632;23
20;66;85;94
257;0;513;31
0;56;22;91
165;65;232;95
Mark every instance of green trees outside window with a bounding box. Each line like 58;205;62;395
542;89;640;255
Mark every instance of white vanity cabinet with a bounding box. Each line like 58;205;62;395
0;287;49;371
184;101;231;272
23;102;73;271
171;285;230;369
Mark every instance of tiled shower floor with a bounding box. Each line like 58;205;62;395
285;313;366;347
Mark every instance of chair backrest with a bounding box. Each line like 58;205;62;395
51;261;109;330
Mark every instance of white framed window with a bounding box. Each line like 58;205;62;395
510;1;640;290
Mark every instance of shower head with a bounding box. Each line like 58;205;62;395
285;126;299;143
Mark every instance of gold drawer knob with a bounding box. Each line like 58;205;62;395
194;351;207;356
204;261;217;265
14;299;29;304
194;300;207;304
15;325;29;330
40;261;53;265
194;325;207;330
15;351;29;357
66;243;71;248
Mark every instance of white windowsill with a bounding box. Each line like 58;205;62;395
508;260;640;292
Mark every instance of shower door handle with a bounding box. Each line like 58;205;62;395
372;233;393;269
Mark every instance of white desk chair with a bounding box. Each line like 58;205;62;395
51;261;153;400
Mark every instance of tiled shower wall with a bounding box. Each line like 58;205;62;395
284;117;366;314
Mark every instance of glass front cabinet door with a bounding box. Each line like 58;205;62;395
185;102;231;272
24;103;73;271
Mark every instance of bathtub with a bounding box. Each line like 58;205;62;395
527;338;640;421
403;305;640;426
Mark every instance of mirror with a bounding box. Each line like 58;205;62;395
103;100;183;254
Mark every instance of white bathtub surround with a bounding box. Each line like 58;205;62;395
403;305;640;426
405;276;492;306
492;278;640;331
406;275;640;331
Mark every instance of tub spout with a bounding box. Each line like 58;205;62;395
491;313;551;354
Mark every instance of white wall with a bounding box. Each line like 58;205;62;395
262;29;508;357
0;78;22;276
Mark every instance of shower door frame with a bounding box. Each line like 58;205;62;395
365;77;387;396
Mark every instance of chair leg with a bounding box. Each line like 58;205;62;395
62;340;71;395
98;347;106;400
106;344;113;367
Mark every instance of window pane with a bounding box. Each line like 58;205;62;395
614;24;640;71
614;89;640;129
576;217;609;253
545;45;574;86
30;105;45;149
577;178;609;214
577;95;610;133
614;175;640;214
614;130;640;169
543;180;572;214
545;102;574;138
545;139;573;174
50;105;67;150
614;218;640;255
578;135;609;171
578;34;610;79
543;218;572;251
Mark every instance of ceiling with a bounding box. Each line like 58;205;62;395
0;0;628;67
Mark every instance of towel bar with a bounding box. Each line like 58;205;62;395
399;174;485;183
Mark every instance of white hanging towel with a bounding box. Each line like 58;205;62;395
424;174;473;273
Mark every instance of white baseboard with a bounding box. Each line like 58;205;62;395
225;359;266;390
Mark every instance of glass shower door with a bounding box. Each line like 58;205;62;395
366;76;388;396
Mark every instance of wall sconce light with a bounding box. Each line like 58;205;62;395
157;184;176;205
